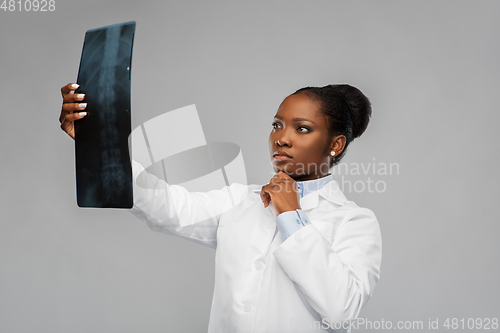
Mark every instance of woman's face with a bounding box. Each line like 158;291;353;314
268;93;333;181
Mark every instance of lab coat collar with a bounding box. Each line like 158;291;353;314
301;179;347;210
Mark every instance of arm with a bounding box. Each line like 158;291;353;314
273;206;382;324
58;83;230;248
128;159;231;249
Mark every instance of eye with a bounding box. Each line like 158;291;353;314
271;122;282;130
297;126;311;133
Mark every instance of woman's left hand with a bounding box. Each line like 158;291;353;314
260;172;301;215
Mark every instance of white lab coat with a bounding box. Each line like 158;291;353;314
129;160;382;333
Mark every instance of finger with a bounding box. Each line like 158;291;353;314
260;186;272;207
269;176;288;187
271;172;297;191
63;93;85;103
260;181;285;204
266;179;285;193
61;102;87;114
274;171;294;181
270;177;298;196
269;173;289;186
61;83;80;96
60;111;87;124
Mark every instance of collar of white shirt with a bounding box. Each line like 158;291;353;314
298;173;332;198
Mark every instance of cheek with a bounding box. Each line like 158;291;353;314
298;138;327;160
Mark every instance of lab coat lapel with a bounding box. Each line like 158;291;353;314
250;189;277;228
320;180;348;205
301;180;348;211
299;190;319;211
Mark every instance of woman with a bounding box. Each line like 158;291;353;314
59;83;382;333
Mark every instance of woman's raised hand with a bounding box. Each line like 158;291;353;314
260;171;301;215
59;83;87;140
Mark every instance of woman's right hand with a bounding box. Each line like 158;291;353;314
59;83;87;140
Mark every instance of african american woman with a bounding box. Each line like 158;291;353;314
59;83;382;333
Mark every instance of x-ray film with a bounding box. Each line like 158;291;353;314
74;21;135;208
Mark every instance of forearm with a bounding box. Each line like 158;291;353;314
128;159;227;248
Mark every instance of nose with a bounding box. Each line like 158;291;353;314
275;127;292;147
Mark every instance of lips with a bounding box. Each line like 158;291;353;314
273;150;292;158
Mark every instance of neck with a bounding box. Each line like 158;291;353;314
292;173;330;182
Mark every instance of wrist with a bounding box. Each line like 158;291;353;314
276;205;301;216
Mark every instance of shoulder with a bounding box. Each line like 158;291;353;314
342;201;378;226
318;180;379;228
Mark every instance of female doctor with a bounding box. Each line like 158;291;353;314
59;83;382;333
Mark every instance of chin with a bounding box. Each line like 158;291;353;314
271;162;293;175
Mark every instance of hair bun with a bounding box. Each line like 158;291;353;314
334;84;372;140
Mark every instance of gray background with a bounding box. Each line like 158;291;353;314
1;0;499;332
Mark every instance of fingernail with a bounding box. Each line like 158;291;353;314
79;112;87;116
71;84;79;89
79;103;87;108
77;94;85;99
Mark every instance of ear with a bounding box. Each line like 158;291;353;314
329;135;346;156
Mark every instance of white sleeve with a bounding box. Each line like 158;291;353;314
128;159;231;249
273;206;382;324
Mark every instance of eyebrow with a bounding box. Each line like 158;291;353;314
274;115;316;124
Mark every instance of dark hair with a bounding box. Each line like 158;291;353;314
293;84;372;167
